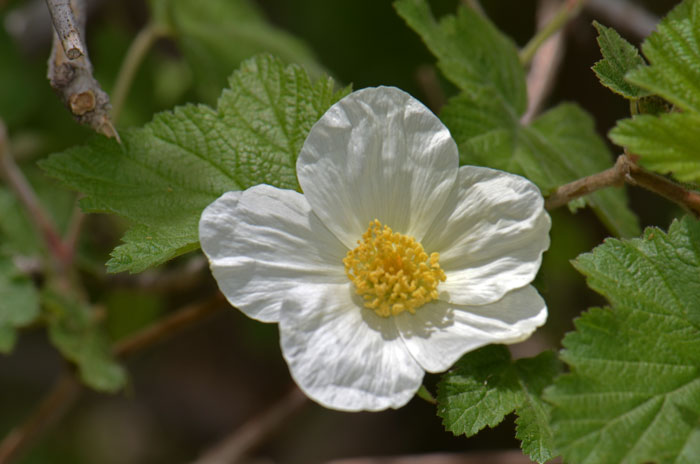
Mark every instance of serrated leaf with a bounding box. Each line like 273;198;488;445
394;0;526;113
625;0;700;113
442;93;640;238
168;0;326;104
546;216;700;464
0;256;40;354
609;0;700;183
611;113;700;182
43;289;127;392
591;21;650;99
398;0;639;238
41;55;349;273
438;345;561;463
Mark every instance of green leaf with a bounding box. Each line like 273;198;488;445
167;0;326;104
611;113;700;182
43;289;127;392
0;256;40;354
609;1;700;183
546;216;700;464
41;55;349;273
591;21;650;99
442;93;640;238
625;0;700;113
438;345;561;463
397;0;639;237
394;0;526;113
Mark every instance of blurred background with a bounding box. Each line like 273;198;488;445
0;0;684;463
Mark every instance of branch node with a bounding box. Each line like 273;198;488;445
46;0;118;139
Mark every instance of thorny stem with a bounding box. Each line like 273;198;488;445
0;121;72;270
545;154;700;217
519;0;585;67
111;22;169;125
0;294;227;464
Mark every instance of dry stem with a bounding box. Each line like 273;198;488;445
45;0;85;59
46;0;117;138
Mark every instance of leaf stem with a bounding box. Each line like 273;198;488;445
110;22;169;125
416;384;437;404
0;121;72;270
519;0;585;67
545;153;700;217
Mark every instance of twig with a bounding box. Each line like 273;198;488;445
0;295;228;464
519;0;585;67
46;0;118;139
521;0;568;125
0;121;72;269
545;154;700;217
113;292;226;358
110;22;169;124
0;372;82;464
45;0;85;59
585;0;657;39
193;387;309;464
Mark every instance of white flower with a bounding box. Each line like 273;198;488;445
199;86;551;412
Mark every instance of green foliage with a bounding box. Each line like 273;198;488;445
625;0;700;113
41;55;349;273
609;0;700;183
437;345;561;463
0;257;40;353
43;288;127;393
591;21;650;99
398;0;639;238
162;0;326;104
441;92;640;238
612;113;700;182
547;216;700;464
394;0;526;113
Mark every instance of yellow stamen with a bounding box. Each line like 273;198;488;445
343;219;446;317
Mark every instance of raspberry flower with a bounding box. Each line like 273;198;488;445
199;87;550;411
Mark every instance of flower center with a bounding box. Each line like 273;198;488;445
343;219;446;318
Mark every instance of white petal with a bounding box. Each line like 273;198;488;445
198;185;348;323
297;86;458;248
396;286;547;373
423;166;551;306
279;283;424;411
